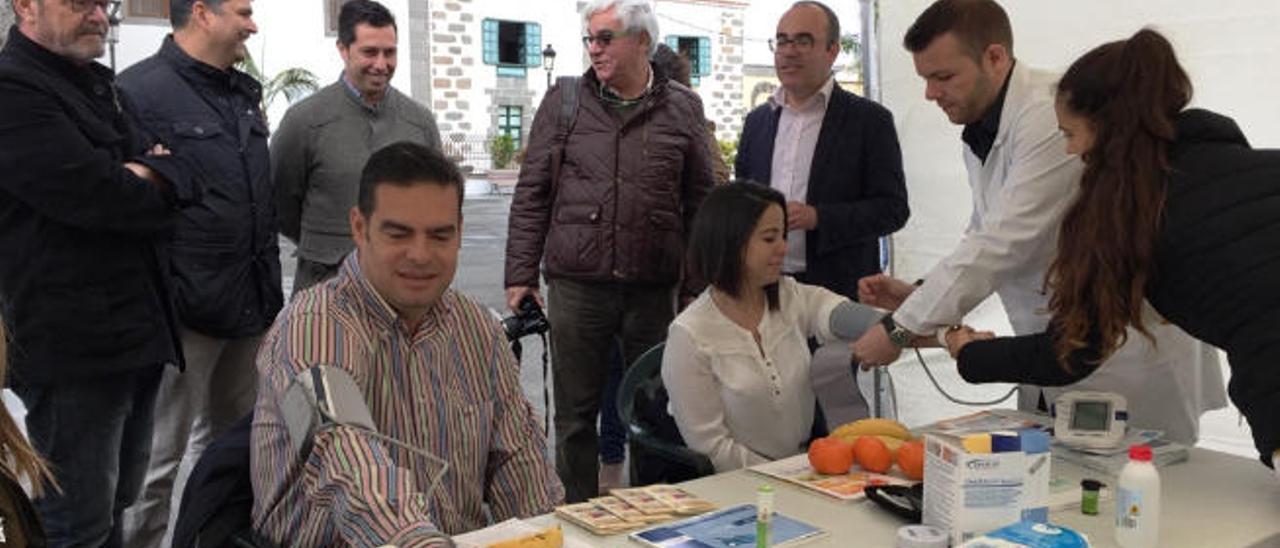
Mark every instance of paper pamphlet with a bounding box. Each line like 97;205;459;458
629;503;825;548
748;453;911;501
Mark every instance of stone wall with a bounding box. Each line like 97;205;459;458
705;8;746;143
423;0;478;141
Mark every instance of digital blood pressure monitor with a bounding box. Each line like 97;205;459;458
1052;391;1128;449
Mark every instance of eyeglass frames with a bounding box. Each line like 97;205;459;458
768;33;820;53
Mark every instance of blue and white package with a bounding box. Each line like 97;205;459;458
957;520;1090;548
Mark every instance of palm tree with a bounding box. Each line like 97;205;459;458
238;51;320;116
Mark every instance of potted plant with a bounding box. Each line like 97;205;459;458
487;133;520;190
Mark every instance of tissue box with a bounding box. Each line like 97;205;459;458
922;430;1051;545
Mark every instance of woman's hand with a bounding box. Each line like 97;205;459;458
944;326;996;357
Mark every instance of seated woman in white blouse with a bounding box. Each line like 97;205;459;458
662;183;882;472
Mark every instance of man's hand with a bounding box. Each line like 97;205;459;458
785;201;818;231
850;324;903;370
857;274;916;311
124;161;157;182
505;285;543;312
944;326;996;357
124;144;172;185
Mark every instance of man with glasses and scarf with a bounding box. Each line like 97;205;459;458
505;0;715;502
736;1;908;303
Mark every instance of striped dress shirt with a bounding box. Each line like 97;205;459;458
251;254;564;545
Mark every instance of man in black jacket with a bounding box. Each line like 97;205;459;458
735;1;908;300
0;0;202;545
115;1;281;546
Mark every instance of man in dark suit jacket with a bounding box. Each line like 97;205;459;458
736;1;908;299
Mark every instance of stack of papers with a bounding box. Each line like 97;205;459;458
1051;431;1188;475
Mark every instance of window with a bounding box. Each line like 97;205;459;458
126;0;168;20
482;19;542;78
325;0;355;36
498;106;523;148
665;35;711;86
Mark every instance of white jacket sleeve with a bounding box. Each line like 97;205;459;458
894;91;1082;334
661;324;769;472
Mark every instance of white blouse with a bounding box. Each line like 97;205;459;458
661;277;849;472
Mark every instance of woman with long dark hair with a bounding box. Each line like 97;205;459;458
948;28;1280;470
1;321;58;545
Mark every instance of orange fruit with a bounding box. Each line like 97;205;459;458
854;435;893;473
897;440;925;481
807;436;855;474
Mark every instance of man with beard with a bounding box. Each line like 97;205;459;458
0;0;202;544
273;0;441;293
115;1;282;546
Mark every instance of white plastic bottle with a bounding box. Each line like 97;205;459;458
1115;444;1161;547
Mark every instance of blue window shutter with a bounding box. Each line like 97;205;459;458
698;36;711;76
665;36;678;50
482;19;498;65
524;22;542;67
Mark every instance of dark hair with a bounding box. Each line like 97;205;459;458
357;142;464;217
1048;28;1191;370
170;0;228;29
688;182;787;310
651;44;691;88
338;0;397;47
792;1;840;48
903;0;1012;60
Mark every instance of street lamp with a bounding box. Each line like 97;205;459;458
541;44;557;87
107;0;123;72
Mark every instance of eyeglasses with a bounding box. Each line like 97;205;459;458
769;34;818;53
582;30;629;48
66;0;109;14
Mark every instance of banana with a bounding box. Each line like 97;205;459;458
875;435;905;454
830;418;913;443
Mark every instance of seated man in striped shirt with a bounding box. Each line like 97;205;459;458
250;141;564;545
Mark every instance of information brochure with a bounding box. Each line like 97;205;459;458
748;453;911;501
629;503;824;548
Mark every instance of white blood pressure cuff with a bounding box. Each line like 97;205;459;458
281;365;377;457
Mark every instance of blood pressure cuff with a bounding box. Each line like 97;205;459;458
281;365;377;458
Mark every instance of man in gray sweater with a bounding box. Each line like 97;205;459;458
273;0;441;292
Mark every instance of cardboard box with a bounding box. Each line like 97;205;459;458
922;432;1051;545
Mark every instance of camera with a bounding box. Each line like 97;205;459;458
502;295;550;341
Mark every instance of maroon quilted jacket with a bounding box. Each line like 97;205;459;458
504;65;715;294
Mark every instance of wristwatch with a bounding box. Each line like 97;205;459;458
879;314;914;348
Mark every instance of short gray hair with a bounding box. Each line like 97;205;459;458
582;0;659;56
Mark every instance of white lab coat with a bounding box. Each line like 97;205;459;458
894;64;1226;444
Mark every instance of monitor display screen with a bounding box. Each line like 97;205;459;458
1070;400;1111;432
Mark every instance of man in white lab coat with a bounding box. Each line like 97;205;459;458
853;0;1225;443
